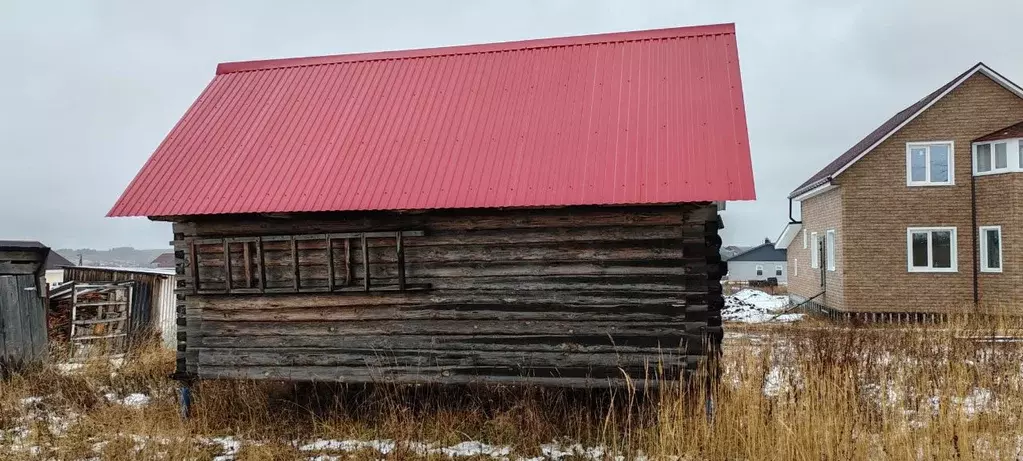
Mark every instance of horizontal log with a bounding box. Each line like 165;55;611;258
197;365;694;387
192;291;694;310
200;272;703;293
199;319;703;337
194;259;710;286
193;225;692;251
196;348;692;369
183;206;698;237
198;334;704;353
197;303;702;322
194;239;693;268
0;250;47;263
0;261;40;275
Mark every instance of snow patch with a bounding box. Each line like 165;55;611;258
20;396;43;406
104;392;151;408
724;289;801;323
208;436;241;461
292;438;639;460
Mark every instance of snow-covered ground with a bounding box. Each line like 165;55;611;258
724;289;802;323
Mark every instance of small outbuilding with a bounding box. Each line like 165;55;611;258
108;24;755;387
0;241;50;368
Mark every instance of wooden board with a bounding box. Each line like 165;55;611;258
0;275;47;365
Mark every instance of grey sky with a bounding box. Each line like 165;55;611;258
2;0;1022;249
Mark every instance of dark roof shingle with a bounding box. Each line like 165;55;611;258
789;64;983;198
974;120;1023;142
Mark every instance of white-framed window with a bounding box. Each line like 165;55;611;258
979;225;1002;273
973;139;1023;176
794;258;798;277
802;229;808;249
906;227;957;273
756;265;764;276
810;232;819;268
906;141;954;186
775;265;783;276
825;229;836;271
1019;140;1023;170
974;141;1010;174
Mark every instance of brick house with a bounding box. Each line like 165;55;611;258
777;63;1023;314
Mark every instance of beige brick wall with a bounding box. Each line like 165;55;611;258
788;187;845;310
975;174;1023;308
836;73;1023;312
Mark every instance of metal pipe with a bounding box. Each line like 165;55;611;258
971;167;979;305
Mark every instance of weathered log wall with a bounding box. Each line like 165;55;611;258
170;204;724;387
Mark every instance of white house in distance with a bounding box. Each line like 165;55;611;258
725;238;788;283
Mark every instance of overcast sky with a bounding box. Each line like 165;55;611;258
2;0;1022;249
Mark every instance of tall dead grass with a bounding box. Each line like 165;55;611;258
2;316;1023;460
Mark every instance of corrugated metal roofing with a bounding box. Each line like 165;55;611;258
109;23;755;217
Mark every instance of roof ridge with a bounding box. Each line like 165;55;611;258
216;23;735;75
788;62;991;198
727;241;773;260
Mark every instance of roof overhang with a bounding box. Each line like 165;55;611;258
791;182;837;202
789;63;1023;199
775;223;802;250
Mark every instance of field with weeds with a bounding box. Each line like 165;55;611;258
3;316;1023;460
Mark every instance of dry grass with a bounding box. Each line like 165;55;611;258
3;317;1023;460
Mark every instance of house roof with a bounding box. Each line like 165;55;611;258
0;240;74;270
44;251;74;270
0;240;48;250
151;252;175;268
790;63;1023;199
726;241;786;262
974;120;1023;142
108;23;755;217
774;223;802;250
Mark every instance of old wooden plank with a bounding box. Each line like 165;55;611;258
196;348;692;369
197;365;686;388
361;234;369;292
256;237;265;293
243;242;252;288
290;236;300;290
188;206;690;237
325;237;334;292
223;241;233;292
0;278;7;359
199;334;701;353
0;262;39;275
26;274;47;362
194;290;690;310
396;231;405;291
0;251;47;263
0;276;24;361
197;258;703;284
195;240;690;267
199;319;702;337
198;307;698;324
343;239;351;286
199;227;679;249
189;240;200;294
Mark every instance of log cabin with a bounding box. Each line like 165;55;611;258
108;23;755;388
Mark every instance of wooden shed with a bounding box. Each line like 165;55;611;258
0;241;50;368
108;24;755;387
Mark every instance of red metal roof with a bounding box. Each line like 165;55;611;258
109;23;754;217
